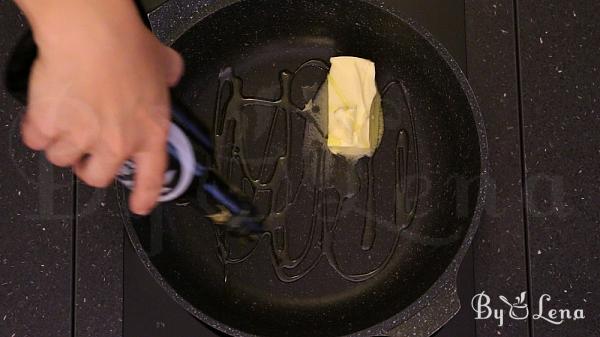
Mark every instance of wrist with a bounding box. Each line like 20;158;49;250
24;0;146;50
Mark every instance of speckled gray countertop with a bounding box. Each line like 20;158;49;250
0;0;598;337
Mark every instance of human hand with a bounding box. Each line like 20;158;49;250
18;1;184;215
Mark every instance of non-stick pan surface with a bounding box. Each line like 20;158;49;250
121;0;487;336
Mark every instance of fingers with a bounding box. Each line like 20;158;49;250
128;141;167;215
19;37;176;217
162;47;184;87
21;114;53;151
22;96;95;167
45;137;86;167
74;146;128;188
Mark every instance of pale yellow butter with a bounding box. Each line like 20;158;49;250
326;56;383;159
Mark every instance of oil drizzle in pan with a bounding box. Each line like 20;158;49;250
213;60;419;283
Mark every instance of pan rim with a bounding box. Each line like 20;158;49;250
121;0;490;336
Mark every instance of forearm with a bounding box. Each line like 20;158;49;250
13;0;145;47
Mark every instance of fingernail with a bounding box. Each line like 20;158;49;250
131;207;150;216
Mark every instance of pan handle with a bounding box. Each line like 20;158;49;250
387;276;461;337
135;0;170;14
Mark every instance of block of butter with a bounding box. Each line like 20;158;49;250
326;56;383;159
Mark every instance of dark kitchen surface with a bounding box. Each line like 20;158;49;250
465;0;530;336
516;1;600;336
0;3;74;337
0;1;598;337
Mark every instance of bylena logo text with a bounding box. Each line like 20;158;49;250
471;291;585;327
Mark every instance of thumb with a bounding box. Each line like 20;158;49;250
162;46;184;87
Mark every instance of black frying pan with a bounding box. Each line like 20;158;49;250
8;0;488;336
124;1;488;336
